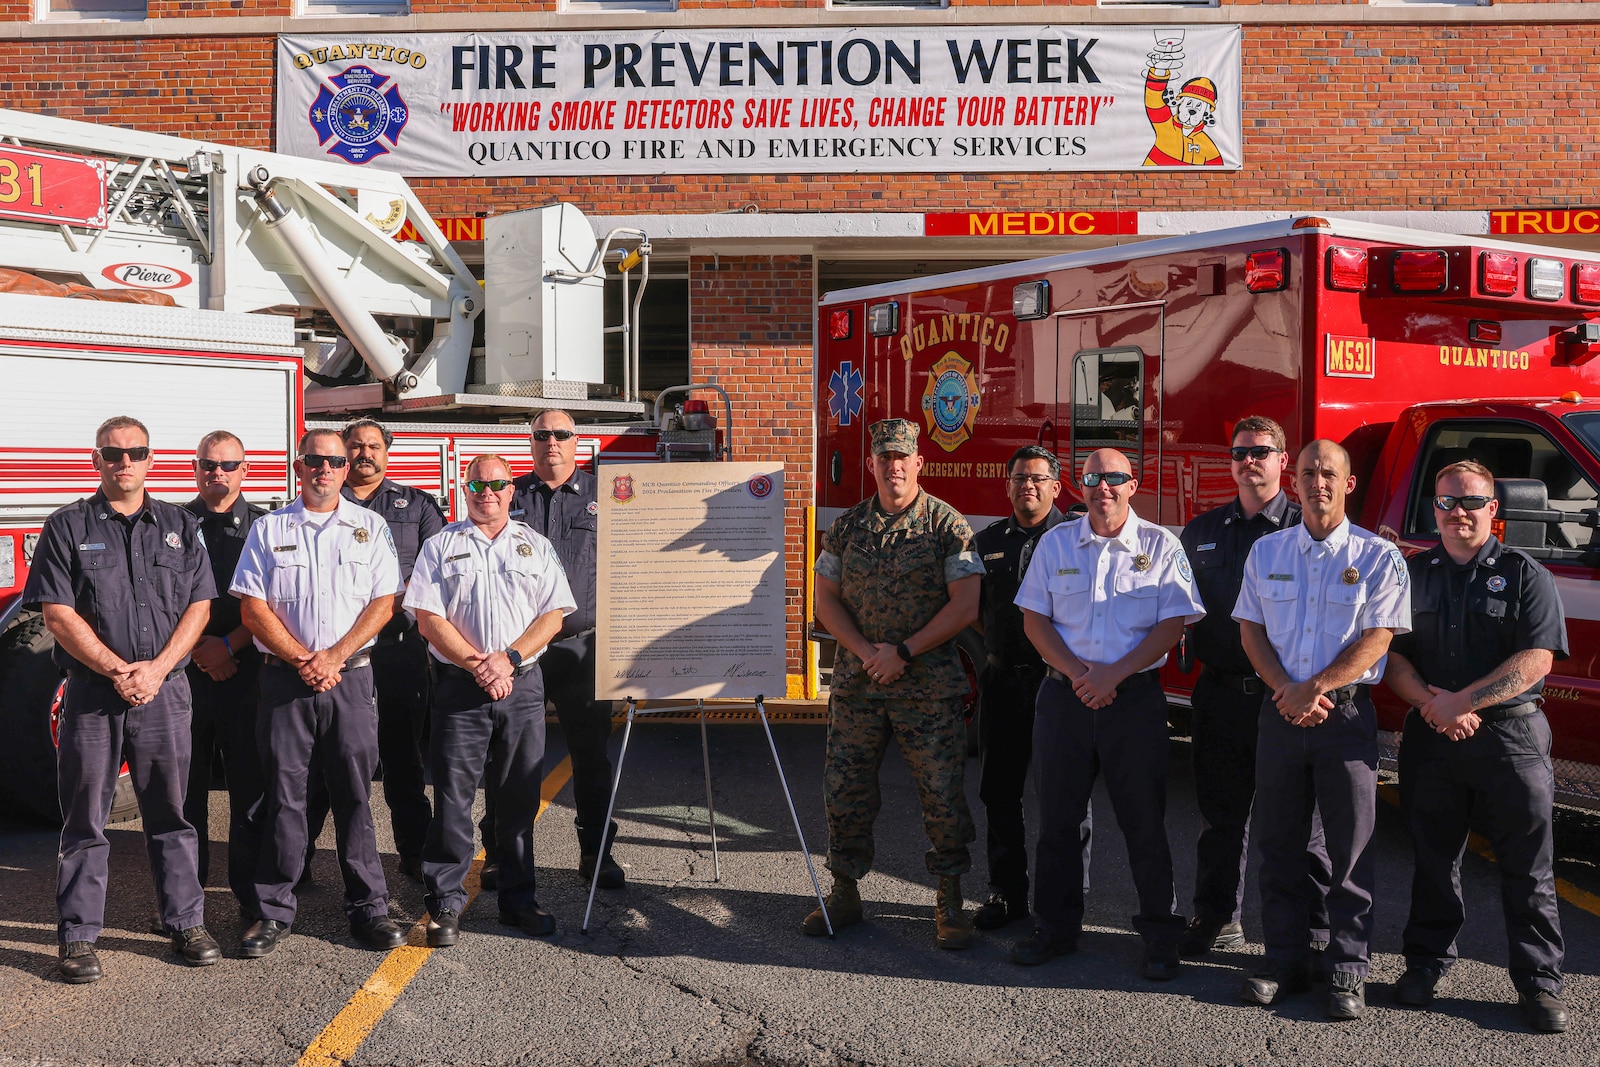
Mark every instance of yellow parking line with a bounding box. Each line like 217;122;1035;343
1377;783;1600;920
296;755;575;1067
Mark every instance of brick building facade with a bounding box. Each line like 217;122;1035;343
3;2;1595;694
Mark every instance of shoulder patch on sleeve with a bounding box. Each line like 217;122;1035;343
382;524;397;556
1176;548;1193;583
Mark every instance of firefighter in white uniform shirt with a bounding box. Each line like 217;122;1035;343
405;455;576;946
1012;448;1204;980
230;429;406;957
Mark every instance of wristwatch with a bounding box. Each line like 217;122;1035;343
895;641;913;664
506;648;524;670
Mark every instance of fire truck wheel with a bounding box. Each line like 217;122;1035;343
0;613;139;825
0;612;66;824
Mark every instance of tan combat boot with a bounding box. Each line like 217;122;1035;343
802;874;864;936
935;875;974;950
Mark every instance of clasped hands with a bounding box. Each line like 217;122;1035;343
463;650;516;701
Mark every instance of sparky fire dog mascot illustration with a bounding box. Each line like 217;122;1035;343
1142;32;1222;168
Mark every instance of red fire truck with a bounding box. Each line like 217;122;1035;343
0;109;717;822
817;216;1600;809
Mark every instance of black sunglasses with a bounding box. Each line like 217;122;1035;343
1434;495;1492;512
300;454;348;470
1082;471;1134;487
97;446;150;463
1229;445;1282;462
195;459;244;473
466;479;512;493
531;428;576;442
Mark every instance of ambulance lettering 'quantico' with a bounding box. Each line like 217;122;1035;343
899;313;1009;361
1438;346;1532;371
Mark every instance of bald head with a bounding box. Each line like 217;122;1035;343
1294;438;1355;533
1297;439;1351;479
1083;448;1133;477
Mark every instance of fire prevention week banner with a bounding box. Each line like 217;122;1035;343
275;26;1241;177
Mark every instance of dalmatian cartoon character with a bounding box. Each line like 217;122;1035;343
1141;30;1223;167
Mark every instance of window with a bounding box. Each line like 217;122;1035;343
299;0;408;15
564;0;677;11
40;0;145;20
1067;347;1144;475
1406;419;1598;556
604;270;688;401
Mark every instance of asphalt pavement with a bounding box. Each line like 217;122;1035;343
1;716;1598;1066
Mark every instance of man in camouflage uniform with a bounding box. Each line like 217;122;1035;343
807;418;985;948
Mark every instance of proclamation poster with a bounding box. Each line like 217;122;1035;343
595;462;786;700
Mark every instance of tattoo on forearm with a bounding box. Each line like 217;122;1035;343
1471;669;1528;709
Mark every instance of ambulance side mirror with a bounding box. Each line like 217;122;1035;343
1494;478;1556;550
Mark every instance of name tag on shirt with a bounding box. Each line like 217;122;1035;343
982;552;1005;561
1056;567;1080;576
1268;573;1294;582
78;543;106;551
1198;543;1217;552
273;544;298;553
446;552;472;563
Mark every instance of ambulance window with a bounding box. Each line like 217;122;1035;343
1069;347;1143;450
1407;420;1598;551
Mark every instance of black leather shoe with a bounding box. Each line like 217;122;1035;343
426;909;460;948
1142;942;1181;982
579;853;626;890
241;919;291;958
58;941;102;984
499;902;557;937
478;862;498;892
1177;917;1245;958
351;915;406;950
972;892;1028;931
1326;972;1366;1020
398;856;424;885
1009;927;1077;967
1240;962;1310;1005
171;926;222;967
1520;990;1570;1033
1394;965;1442;1008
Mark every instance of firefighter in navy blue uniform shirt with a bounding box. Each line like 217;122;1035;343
182;430;269;917
406;455;577;946
23;415;221;983
230;428;407;958
1013;448;1204;980
479;408;626;890
1233;439;1410;1021
1384;460;1571;1033
326;417;445;882
971;445;1075;932
1176;416;1332;958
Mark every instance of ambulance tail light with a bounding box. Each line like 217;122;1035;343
1528;258;1565;302
1468;320;1502;345
1013;280;1051;321
1479;252;1519;296
867;301;900;337
1326;246;1368;292
1392;250;1448;293
1245;249;1288;293
1574;263;1600;306
828;309;853;341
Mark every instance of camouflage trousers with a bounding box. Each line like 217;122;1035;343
823;693;975;880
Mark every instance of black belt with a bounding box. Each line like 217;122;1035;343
73;666;184;683
1325;684;1370;706
1044;667;1161;690
437;659;537;680
263;653;371;672
1204;668;1264;696
1478;701;1540;723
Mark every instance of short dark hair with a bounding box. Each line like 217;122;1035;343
197;430;244;453
1007;445;1060;480
95;415;149;446
341;418;393;448
1232;415;1287;453
298;428;342;455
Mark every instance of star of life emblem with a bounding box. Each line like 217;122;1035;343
828;361;865;426
309;66;409;165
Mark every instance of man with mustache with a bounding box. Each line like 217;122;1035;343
1384;460;1570;1032
1233;439;1410;1020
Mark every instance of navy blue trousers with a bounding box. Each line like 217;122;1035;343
1032;676;1183;945
1254;693;1377;977
185;658;265;915
1189;669;1332;933
56;672;204;943
1399;708;1564;994
424;665;546;915
253;662;387;924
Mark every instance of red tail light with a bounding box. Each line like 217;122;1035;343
1245;249;1288;293
1393;249;1448;293
1575;264;1600;306
1468;320;1502;344
1327;246;1368;292
828;309;853;340
1479;251;1519;296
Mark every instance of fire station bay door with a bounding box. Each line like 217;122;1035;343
1055;301;1166;521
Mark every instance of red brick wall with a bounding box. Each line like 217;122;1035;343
689;254;814;683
